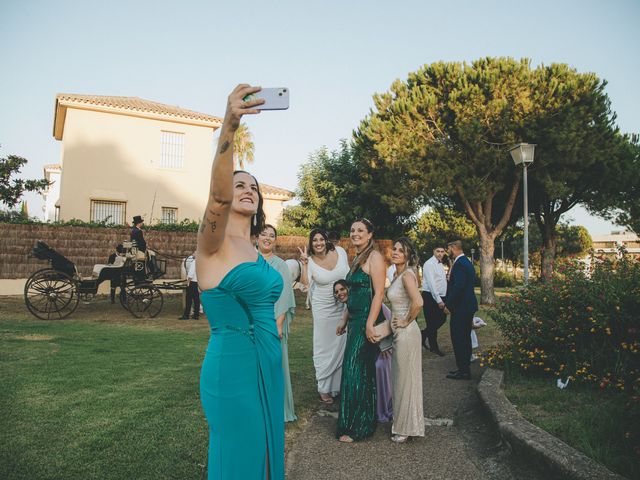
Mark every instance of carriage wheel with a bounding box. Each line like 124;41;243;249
125;284;163;318
24;269;79;320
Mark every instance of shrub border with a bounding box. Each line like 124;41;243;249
477;368;627;480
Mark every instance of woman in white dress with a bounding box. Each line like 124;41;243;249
387;237;425;443
299;229;349;404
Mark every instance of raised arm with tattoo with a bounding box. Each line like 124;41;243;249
197;84;263;257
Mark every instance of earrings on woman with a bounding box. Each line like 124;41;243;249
253;214;257;226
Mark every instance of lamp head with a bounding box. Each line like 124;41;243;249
509;143;536;166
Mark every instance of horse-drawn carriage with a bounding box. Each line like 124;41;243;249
24;240;185;320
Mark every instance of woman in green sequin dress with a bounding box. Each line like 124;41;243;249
336;219;387;442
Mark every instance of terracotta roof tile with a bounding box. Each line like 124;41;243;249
261;183;294;199
56;94;223;124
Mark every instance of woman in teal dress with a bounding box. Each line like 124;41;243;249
335;218;387;442
196;84;284;479
257;224;297;422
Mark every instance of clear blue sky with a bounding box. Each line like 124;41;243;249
1;0;638;234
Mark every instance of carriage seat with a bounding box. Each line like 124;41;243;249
92;255;126;278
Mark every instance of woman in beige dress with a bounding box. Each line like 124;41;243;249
386;237;424;443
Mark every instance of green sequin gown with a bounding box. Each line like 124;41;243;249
336;265;380;440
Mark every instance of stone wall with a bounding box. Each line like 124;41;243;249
0;223;392;279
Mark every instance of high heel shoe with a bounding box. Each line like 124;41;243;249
391;434;409;443
319;393;334;405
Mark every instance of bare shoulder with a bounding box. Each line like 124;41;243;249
369;250;384;263
404;267;417;279
402;268;418;286
196;238;256;290
363;250;384;274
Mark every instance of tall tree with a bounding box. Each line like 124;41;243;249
0;152;50;209
525;64;629;279
587;135;640;235
233;123;255;169
502;221;591;274
356;58;535;304
284;141;412;237
556;224;592;257
409;208;477;262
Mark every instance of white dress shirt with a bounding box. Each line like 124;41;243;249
421;255;447;303
185;255;197;282
386;264;396;285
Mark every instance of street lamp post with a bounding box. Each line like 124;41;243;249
509;143;536;284
500;237;504;270
471;248;475;264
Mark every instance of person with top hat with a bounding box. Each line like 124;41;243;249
130;215;147;252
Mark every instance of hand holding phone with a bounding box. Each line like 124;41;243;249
244;87;289;111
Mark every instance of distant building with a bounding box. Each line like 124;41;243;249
45;94;293;225
592;230;640;257
42;164;61;221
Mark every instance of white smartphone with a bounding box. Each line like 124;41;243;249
244;87;289;110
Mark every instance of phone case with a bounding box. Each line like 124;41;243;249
245;88;289;110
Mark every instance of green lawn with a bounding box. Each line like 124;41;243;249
504;369;638;479
0;289;500;480
0;293;317;480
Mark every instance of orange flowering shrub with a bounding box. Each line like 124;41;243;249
484;254;640;455
485;255;639;392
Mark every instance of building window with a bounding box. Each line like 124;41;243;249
90;200;126;225
161;207;178;224
54;206;60;222
160;131;185;169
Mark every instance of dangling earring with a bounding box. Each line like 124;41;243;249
252;214;257;226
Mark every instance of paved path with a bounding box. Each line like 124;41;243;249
286;350;546;480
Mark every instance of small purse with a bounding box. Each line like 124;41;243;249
370;276;392;341
377;304;394;352
374;318;392;339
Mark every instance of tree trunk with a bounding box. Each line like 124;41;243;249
478;234;496;305
455;173;521;307
540;230;557;281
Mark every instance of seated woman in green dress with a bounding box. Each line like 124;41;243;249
257;224;297;422
335;218;386;442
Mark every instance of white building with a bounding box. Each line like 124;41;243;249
43;93;293;225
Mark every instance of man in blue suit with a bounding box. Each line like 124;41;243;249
444;239;478;380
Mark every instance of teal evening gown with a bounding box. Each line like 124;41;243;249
266;254;297;422
336;264;380;440
200;255;284;479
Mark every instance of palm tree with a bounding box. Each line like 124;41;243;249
233;123;255;169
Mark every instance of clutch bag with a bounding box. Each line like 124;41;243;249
374;319;392;339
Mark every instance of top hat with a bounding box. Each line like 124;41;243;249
132;215;144;225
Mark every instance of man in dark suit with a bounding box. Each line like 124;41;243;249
130;215;147;252
106;244;125;304
444;239;478;380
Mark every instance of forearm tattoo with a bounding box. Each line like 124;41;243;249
219;140;230;154
199;210;221;234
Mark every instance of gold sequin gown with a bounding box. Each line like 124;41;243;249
387;269;425;437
